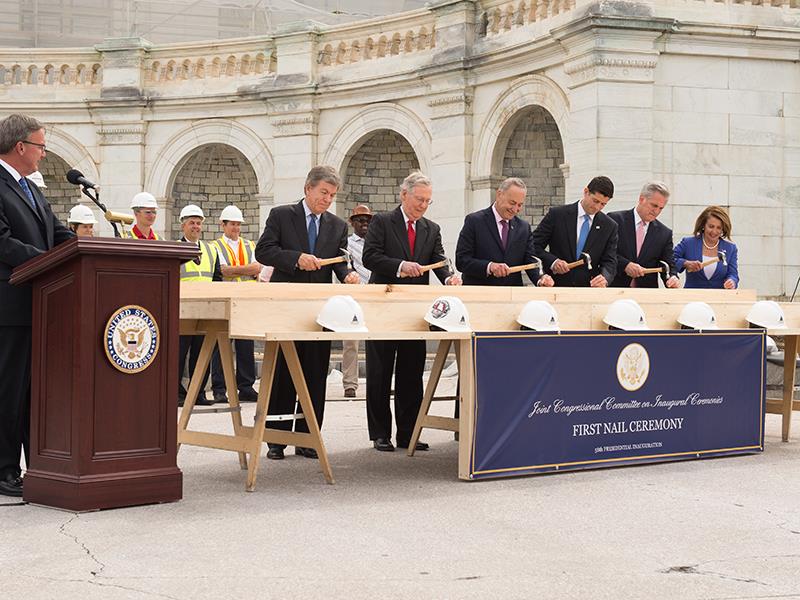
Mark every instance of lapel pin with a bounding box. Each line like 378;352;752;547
595;225;600;229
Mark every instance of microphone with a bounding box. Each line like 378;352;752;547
66;169;97;189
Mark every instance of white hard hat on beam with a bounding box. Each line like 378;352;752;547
747;300;787;330
677;302;719;330
316;295;368;332
220;205;244;222
424;296;471;332
517;300;560;331
603;299;649;331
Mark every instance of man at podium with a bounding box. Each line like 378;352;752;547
0;114;74;496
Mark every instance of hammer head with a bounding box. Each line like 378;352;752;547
339;247;352;269
582;252;592;270
660;260;669;273
718;250;727;266
533;256;543;273
444;257;454;275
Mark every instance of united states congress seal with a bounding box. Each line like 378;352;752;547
104;305;160;374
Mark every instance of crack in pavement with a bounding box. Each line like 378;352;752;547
661;564;768;587
18;575;183;600
55;515;182;600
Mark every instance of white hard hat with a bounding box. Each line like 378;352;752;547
179;204;205;221
677;302;719;330
28;171;46;188
130;191;158;209
220;205;244;223
316;295;368;332
603;299;649;331
424;296;471;332
68;204;97;225
766;335;778;355
746;300;787;329
517;300;560;331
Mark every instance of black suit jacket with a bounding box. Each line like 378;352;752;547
455;207;540;286
607;208;677;288
363;206;450;285
532;201;618;287
0;167;74;326
255;200;351;283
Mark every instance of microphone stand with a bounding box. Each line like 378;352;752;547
79;185;120;238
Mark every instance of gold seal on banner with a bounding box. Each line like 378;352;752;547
617;343;649;391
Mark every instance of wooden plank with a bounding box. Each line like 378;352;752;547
216;330;247;469
457;337;475;481
422;415;459;432
176;332;217;445
766;399;800;412
781;335;798;441
263;331;472;342
408;339;451;456
179;430;250;453
246;340;279;491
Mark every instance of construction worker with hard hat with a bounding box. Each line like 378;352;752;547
67;204;97;237
178;204;222;406
209;204;261;403
128;191;161;240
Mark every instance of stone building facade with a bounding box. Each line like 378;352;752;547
0;0;798;296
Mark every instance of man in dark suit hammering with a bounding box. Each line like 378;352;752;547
0;114;74;497
455;176;554;288
255;165;359;460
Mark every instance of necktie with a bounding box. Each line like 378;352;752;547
576;214;590;259
407;220;415;256
307;214;317;254
18;177;37;211
635;220;646;256
500;219;509;251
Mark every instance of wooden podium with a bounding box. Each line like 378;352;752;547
11;237;198;511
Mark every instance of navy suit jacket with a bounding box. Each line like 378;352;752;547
255;199;351;283
532;202;618;287
455;206;540;286
0;167;74;326
607;208;677;288
363;206;450;285
674;236;739;289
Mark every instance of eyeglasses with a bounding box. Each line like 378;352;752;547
21;140;47;152
137;210;157;216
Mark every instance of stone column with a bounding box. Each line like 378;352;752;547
91;38;150;234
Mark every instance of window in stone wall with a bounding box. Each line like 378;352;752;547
498;105;565;227
38;152;83;225
339;129;420;219
168;143;259;241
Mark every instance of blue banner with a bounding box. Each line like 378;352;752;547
470;330;765;479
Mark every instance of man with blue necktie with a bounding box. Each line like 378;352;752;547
0;114;74;496
255;166;359;460
532;175;618;287
456;177;554;287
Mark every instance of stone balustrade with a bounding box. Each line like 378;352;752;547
0;51;102;86
478;0;577;36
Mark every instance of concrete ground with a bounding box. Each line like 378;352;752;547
3;373;800;600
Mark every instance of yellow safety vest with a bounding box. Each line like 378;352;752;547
180;240;217;282
214;237;257;282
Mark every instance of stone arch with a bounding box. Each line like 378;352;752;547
472;75;569;181
322;103;432;178
37;151;85;224
44;126;99;185
147;119;273;202
337;130;422;219
166;144;260;241
499;106;565;223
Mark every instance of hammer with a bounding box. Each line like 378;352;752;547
700;250;727;269
506;256;544;274
317;248;352;268
564;252;592;271
640;260;670;275
419;257;452;274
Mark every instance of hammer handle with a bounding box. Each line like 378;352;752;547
506;262;541;274
418;259;449;273
699;257;720;268
564;258;585;269
318;256;347;267
640;266;665;275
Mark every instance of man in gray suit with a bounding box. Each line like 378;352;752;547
0;114;74;496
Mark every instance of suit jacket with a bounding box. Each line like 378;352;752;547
363;206;450;285
532;202;618;287
0;167;74;326
254;199;351;283
674;236;739;289
607;208;677;288
455;207;540;286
